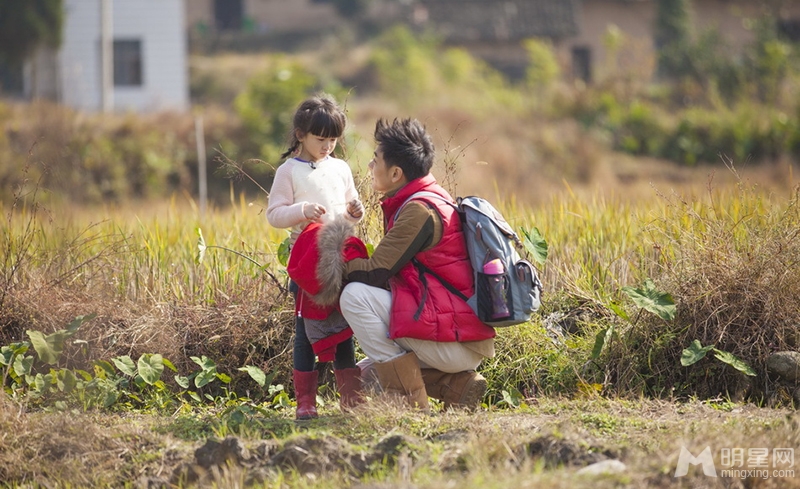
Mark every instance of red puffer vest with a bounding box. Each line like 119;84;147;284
381;175;496;342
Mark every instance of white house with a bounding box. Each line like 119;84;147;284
26;0;188;112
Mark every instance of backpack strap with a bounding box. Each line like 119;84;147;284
401;194;502;256
393;191;457;223
393;192;471;314
412;258;469;302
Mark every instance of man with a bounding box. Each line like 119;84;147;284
338;118;495;412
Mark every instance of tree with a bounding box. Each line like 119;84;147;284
654;0;692;79
0;0;64;66
744;16;791;104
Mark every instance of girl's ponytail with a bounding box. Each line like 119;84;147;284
280;139;300;160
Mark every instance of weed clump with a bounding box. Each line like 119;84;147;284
605;182;800;402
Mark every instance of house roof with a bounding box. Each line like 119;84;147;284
418;0;579;42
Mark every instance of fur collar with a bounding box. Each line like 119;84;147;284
313;217;356;306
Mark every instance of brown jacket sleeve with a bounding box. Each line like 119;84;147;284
343;201;442;288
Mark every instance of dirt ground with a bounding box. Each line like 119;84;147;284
1;395;798;488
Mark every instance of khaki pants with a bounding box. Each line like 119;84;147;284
339;282;484;373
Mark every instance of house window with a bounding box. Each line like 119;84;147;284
778;19;800;42
571;46;592;83
114;40;143;87
214;0;243;31
0;59;23;96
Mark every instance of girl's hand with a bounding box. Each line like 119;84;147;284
347;199;364;219
303;203;326;221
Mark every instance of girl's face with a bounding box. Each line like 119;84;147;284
297;131;338;162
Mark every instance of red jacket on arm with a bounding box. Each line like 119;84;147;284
287;218;369;361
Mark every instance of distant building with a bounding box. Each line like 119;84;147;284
415;0;800;83
183;0;397;53
24;0;188;113
565;0;800;83
415;0;579;79
15;0;800;112
185;0;341;36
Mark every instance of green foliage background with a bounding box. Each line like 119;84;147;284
0;0;63;65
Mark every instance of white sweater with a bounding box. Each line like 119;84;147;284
266;156;361;244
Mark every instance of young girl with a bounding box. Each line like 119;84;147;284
266;93;364;419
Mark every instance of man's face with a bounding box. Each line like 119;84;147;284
368;146;399;193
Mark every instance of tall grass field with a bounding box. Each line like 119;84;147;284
2;170;799;487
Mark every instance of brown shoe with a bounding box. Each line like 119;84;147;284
373;352;430;412
421;369;487;411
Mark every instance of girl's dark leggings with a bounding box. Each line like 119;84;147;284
293;315;356;372
290;280;356;372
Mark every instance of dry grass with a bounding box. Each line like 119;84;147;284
1;280;298;393
3;149;798;404
0;393;174;486
341;92;800;214
601;182;800;400
1;393;799;488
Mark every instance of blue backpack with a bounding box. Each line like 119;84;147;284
397;192;543;327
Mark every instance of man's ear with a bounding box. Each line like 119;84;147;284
390;166;405;184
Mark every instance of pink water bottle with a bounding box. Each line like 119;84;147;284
483;258;509;319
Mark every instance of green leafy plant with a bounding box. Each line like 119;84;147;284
277;236;291;267
494;386;526;410
520;227;548;266
591;324;616;360
592;279;676;360
680;339;757;376
621;278;676;321
1;341;31;395
0;315;102;407
26;314;94;365
237;364;288;407
108;353;181;410
2;313;291;414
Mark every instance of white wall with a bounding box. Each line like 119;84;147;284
60;0;188;112
112;0;187;111
60;0;102;110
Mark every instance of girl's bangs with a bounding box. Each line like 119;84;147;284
308;111;345;138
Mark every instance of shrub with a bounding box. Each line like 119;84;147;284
234;58;318;164
600;184;800;400
616;100;669;156
367;25;440;102
654;0;692;80
523;38;560;90
364;25;523;114
661;104;794;165
743;17;793;105
0;102;199;205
